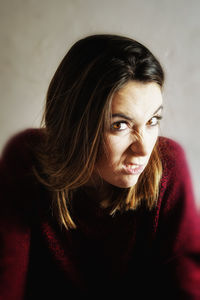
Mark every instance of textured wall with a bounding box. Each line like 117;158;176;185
0;0;199;205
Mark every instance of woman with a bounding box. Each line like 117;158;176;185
0;34;199;299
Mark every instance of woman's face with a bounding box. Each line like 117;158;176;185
95;81;163;188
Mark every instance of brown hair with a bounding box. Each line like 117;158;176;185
35;34;164;229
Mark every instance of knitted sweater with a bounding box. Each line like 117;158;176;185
0;129;200;299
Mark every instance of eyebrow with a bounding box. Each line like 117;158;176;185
112;105;163;121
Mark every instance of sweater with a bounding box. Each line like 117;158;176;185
0;129;200;299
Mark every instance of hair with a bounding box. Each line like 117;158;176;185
35;34;164;230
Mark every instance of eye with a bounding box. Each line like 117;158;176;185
147;115;163;127
111;121;129;131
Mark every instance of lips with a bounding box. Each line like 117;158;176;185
123;163;145;175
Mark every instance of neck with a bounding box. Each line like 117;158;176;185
82;180;115;208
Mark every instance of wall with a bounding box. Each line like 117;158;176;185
0;0;199;205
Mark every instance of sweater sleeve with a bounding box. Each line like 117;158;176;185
155;138;200;299
0;130;38;300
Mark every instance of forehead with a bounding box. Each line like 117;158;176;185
111;81;163;118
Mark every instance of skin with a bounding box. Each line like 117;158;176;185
94;80;163;190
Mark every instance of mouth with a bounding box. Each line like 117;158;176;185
122;163;145;175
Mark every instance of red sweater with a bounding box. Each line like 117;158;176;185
0;129;200;299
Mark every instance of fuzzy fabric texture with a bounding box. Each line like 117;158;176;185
0;129;200;299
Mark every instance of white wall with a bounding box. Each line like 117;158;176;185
0;0;199;205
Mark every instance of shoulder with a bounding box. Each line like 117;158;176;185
158;136;186;162
0;128;45;176
158;136;189;177
0;128;46;220
0;127;46;187
157;136;196;213
1;128;44;161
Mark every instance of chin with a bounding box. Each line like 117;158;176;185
111;177;139;189
117;183;137;189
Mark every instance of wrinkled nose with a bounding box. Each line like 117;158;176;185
129;133;149;157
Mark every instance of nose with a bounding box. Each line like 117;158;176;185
129;133;149;157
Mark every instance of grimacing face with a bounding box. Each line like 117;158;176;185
94;81;163;188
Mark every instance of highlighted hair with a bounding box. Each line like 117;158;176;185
34;34;164;229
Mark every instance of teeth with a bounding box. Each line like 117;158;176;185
126;164;137;170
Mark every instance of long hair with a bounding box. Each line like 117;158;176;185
35;34;164;229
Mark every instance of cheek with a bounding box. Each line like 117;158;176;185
96;136;126;168
148;127;159;144
150;135;158;149
104;136;127;162
147;132;159;157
